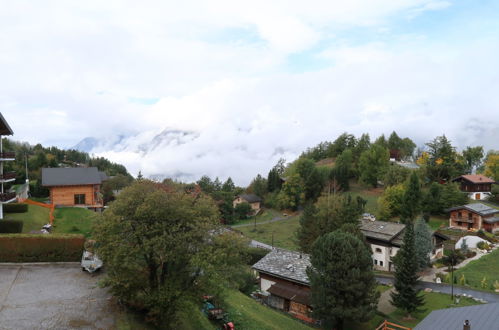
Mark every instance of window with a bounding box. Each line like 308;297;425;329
458;212;462;219
375;248;382;253
468;213;472;220
380;261;384;267
74;194;86;205
374;259;378;265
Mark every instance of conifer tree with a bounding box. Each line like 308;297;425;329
414;218;433;271
307;231;379;330
390;222;425;318
402;171;422;221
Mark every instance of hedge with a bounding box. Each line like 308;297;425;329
4;203;28;213
0;220;23;233
0;234;85;262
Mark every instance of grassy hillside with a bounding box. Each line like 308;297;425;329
5;204;50;233
237;216;300;251
349;181;383;214
52;207;98;237
452;248;499;292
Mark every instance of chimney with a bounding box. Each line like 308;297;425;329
463;320;471;330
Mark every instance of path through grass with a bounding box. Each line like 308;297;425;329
452;248;499;292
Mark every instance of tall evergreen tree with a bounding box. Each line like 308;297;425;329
307;231;379;329
222;177;235;192
414;218;433;271
390;222;425;318
401;171;422;221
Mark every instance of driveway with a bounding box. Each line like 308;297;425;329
0;263;116;330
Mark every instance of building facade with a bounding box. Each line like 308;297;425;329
448;203;499;233
0;113;16;219
452;174;496;200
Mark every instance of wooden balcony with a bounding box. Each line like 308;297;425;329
0;172;16;181
0;192;16;202
0;151;15;159
451;216;474;224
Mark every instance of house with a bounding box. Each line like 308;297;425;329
360;219;448;272
0;112;16;219
452;174;496;200
414;303;499;330
233;194;262;213
447;203;499;233
252;249;315;323
42;167;108;208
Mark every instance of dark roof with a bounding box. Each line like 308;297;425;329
0;113;14;135
252;249;310;286
268;282;310;305
238;194;262;203
452;174;496;184
447;203;499;217
414;303;499;330
483;216;499;224
360;219;406;244
42;167;105;186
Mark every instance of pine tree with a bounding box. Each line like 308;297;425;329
307;231;379;329
390;222;425;318
414;218;433;271
402;171;422;221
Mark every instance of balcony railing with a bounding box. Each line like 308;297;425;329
0;192;16;202
0;152;15;159
451;216;474;224
0;172;16;180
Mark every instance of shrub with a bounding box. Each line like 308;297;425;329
477;241;490;250
0;220;24;233
459;274;466;286
3;203;28;213
493;280;499;291
481;277;488;289
244;247;269;265
0;234;85;262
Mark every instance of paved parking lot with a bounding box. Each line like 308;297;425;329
0;263;116;330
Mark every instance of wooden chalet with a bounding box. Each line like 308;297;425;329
252;249;315;324
42;167;108;208
233;194;262;214
451;174;496;200
447;203;499;233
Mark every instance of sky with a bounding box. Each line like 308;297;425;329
2;0;499;185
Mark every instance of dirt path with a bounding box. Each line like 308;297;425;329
377;288;396;315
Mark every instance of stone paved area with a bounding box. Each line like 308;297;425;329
0;263;116;330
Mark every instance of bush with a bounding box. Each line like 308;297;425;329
244;247;269;265
3;203;28;213
477;241;490;250
0;234;85;262
0;220;24;233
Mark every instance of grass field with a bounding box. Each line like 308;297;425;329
451;248;499;291
237;216;300;251
232;209;282;226
52;207;99;237
349;181;383;214
223;290;312;330
428;215;448;230
5;204;50;233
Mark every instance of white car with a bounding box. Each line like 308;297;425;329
81;250;103;273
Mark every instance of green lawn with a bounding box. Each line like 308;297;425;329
232;209;282;226
349;181;383;214
52;207;99;238
223;289;312;330
451;248;499;291
428;215;448;231
5;204;50;233
237;216;300;251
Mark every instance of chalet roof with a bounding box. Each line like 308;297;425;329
447;203;499;217
360;219;406;244
42;167;107;186
0;112;14;135
238;194;262;203
252;249;310;286
452;174;496;184
268;282;310;305
483;216;499;224
414;303;499;330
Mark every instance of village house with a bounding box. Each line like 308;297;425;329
233;194;262;214
451;174;496;200
0;113;16;219
447;203;499;233
360;219;447;272
252;249;315;324
42;167;108;208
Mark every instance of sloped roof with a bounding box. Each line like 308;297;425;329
360;219;406;243
42;167;106;186
447;203;499;217
452;174;496;184
0;112;14;135
268;282;310;305
238;194;262;203
414;303;499;330
252;249;310;285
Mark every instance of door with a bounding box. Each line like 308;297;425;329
468;223;473;230
475;193;481;200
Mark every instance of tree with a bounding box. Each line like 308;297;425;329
333;149;353;191
390;222;424;318
414;218;433;271
307;231;379;329
222;177;235;192
483;151;499;181
422;182;443;215
247;174;267;197
401;171;422;221
234;202;252;220
383;164;410;187
400;138;416;160
295;158;325;202
377;184;405;220
197;175;214;193
425;135;458;181
328;132;356;157
359;144;389;187
276;173;303;210
296;194;364;253
462;146;484;174
440;183;468;209
93;180;222;326
388;131;403;153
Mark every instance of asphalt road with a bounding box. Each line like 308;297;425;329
0;263;116;330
